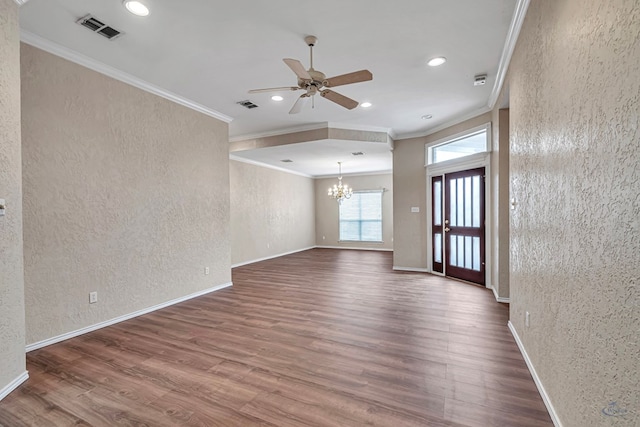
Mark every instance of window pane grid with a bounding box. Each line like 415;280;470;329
429;129;488;165
339;192;383;242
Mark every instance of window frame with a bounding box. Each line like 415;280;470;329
338;190;384;243
426;123;491;166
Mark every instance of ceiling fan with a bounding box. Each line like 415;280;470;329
248;35;373;114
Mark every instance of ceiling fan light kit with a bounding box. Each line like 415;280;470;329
249;35;373;114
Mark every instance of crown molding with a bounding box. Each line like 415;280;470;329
229;154;313;178
13;0;30;5
488;0;531;109
230;121;394;143
20;30;234;124
327;122;394;137
314;169;393;179
229;122;329;143
395;106;491;141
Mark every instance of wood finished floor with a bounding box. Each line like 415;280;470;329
0;249;553;426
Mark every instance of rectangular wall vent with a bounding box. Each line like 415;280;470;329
77;14;122;40
351;152;365;156
237;100;259;109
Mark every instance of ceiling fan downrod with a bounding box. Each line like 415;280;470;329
305;35;317;70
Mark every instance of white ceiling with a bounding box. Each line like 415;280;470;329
231;138;393;178
18;0;517;176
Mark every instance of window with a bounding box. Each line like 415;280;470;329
339;191;383;242
427;127;489;165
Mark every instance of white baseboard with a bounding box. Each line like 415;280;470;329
26;282;233;352
0;371;28;401
508;321;562;427
317;245;393;252
392;266;430;272
231;246;316;268
492;286;510;303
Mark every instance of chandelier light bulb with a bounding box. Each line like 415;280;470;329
328;162;353;204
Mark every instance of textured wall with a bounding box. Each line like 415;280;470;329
21;44;231;345
393;113;493;270
315;174;393;250
508;0;639;425
0;0;26;393
229;160;315;265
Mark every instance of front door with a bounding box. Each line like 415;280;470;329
432;167;485;285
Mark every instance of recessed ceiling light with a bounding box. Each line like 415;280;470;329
361;102;372;108
427;57;446;67
422;114;433;120
271;95;284;101
123;1;150;16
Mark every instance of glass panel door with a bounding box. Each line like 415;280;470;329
443;167;485;285
432;176;444;273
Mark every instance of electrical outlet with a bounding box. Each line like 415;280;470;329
204;267;210;275
525;311;530;328
89;291;98;304
267;243;270;249
322;235;325;240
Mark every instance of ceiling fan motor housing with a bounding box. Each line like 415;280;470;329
301;69;327;91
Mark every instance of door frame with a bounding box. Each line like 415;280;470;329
425;124;492;289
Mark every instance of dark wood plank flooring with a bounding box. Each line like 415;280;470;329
0;249;553;426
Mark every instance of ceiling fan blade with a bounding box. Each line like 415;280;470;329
289;94;310;114
283;58;312;80
320;90;359;110
248;86;300;94
323;70;373;88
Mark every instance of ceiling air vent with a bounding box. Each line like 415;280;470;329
237;100;259;109
352;152;365;156
280;159;293;163
77;15;122;40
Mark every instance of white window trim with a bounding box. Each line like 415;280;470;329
425;123;491;166
425;124;493;290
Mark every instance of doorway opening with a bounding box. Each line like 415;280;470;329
432;168;485;285
426;123;491;287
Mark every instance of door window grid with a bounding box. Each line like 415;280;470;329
435;167;485;285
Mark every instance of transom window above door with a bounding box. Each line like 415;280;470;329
427;126;489;165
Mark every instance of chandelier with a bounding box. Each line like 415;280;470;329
328;162;353;204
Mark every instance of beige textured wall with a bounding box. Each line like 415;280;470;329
0;0;26;392
508;0;639;425
21;44;231;345
315;174;393;250
229;160;315;265
490;107;511;299
393;113;492;269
